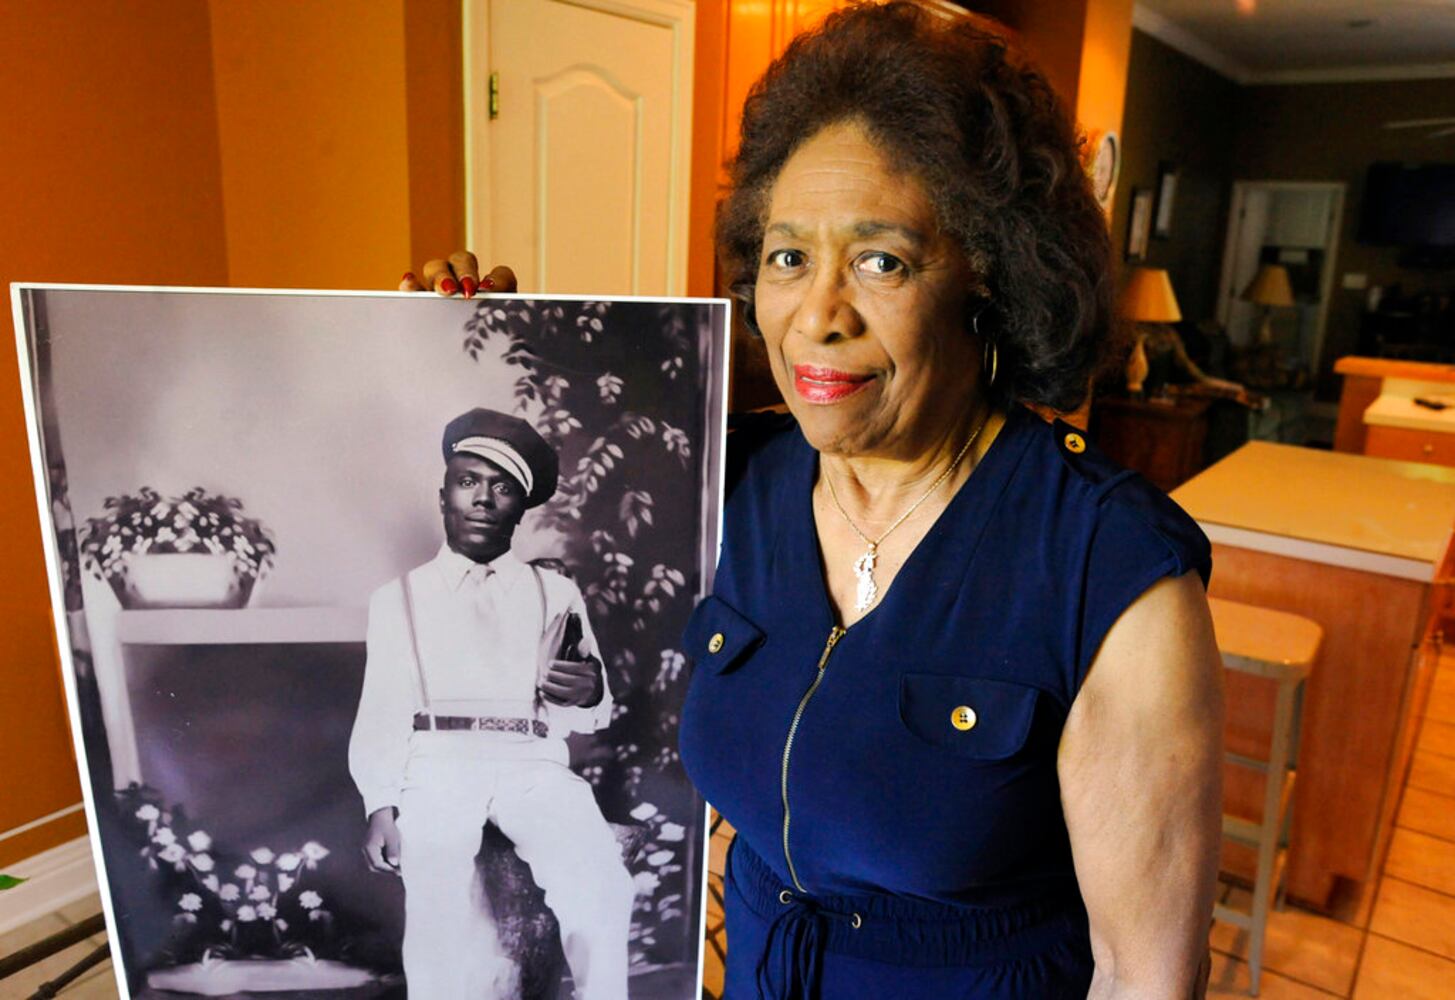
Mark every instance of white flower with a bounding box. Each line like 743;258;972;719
277;874;295;892
234;865;257;880
308;910;326;922
632;871;660;895
158;844;186;863
219;883;241;901
249;884;271;901
190;853;214;873
301;842;329;861
202;875;220;893
298;891;323;910
646;849;675;867
136;804;160;822
250;847;275;864
152;827;177;846
187;831;212;852
237;905;258;923
658;822;686;842
178;893;203;912
257;902;276;919
629;802;658;822
220;919;233;931
276;853;301;872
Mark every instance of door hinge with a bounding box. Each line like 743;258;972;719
489;71;500;120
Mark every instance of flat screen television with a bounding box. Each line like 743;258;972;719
1358;162;1455;247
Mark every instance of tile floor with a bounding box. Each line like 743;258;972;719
8;653;1455;998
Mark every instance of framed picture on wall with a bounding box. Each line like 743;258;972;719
1153;162;1179;239
1126;188;1154;261
12;284;729;1000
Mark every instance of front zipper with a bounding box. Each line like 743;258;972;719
780;625;846;892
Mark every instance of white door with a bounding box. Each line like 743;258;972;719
466;0;695;296
1217;181;1344;370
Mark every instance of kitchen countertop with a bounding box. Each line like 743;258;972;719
1171;442;1455;579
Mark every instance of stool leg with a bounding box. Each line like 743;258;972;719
1248;677;1299;996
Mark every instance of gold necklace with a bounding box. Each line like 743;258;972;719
824;410;992;614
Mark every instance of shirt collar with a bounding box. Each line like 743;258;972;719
433;544;525;591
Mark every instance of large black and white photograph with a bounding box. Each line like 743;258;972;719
13;285;728;1000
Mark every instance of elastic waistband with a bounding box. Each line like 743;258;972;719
727;837;1087;968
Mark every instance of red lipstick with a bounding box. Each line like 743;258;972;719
792;364;873;404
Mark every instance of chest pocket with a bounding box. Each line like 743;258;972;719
898;673;1040;760
682;595;765;674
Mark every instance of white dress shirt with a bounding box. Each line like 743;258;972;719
349;545;613;817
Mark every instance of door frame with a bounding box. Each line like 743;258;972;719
463;0;697;294
1216;180;1347;380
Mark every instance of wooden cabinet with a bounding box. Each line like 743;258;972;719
1092;395;1210;491
1365;424;1455;467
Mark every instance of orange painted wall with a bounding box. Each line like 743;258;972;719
207;0;415;290
1074;0;1133;172
0;0;229;868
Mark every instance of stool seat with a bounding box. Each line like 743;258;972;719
1208;597;1321;680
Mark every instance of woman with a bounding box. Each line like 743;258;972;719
413;5;1223;996
676;5;1222;998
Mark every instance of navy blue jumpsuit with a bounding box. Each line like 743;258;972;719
679;403;1213;998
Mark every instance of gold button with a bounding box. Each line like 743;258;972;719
708;632;725;654
951;705;977;731
1063;432;1086;454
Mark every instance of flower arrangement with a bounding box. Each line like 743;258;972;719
119;786;334;963
79;486;276;603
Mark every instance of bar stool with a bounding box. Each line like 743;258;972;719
1206;597;1322;996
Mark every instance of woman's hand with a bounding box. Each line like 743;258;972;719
400;251;517;298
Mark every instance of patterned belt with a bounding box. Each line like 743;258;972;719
413;713;548;738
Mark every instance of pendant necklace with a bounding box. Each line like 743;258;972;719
824;409;992;614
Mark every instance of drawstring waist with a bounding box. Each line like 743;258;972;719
728;837;1087;998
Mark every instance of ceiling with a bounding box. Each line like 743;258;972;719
1133;0;1455;82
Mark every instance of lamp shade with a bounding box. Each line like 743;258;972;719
1120;267;1182;323
1243;264;1295;307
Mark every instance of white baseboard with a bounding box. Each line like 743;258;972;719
0;836;100;937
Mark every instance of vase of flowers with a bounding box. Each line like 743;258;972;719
80;487;276;609
118;786;380;993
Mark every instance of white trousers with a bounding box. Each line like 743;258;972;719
396;737;635;999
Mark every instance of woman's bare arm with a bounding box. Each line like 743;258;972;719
1059;570;1224;999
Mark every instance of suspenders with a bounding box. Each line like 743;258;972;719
400;562;550;728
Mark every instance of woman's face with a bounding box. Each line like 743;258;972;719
754;120;983;461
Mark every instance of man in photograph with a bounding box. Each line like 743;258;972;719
349;407;634;999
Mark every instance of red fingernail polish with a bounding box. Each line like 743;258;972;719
460;277;478;298
402;271;416;283
439;278;459;295
482;276;496;290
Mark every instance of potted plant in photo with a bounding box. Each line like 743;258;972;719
79;487;276;609
118;786;384;995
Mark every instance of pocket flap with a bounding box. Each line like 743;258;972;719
898;674;1039;760
682;595;765;673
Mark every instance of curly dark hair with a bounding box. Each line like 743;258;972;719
717;1;1118;413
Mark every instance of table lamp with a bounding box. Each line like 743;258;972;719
1242;264;1295;346
1119;267;1182;396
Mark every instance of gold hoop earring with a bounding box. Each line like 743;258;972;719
983;339;998;387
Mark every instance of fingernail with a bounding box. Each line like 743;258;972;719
439;278;459;296
460;277;478;298
482;276;495;290
402;271;415;284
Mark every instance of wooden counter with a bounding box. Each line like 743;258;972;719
1173;443;1455;911
1333;356;1455;455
